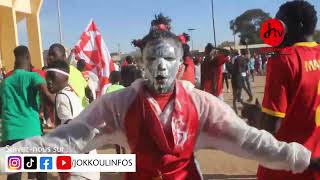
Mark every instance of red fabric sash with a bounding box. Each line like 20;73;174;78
124;82;200;180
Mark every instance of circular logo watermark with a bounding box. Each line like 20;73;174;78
260;18;285;47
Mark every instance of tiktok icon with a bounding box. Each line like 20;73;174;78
260;18;285;46
24;156;37;170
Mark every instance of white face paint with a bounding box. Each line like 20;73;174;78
142;39;183;94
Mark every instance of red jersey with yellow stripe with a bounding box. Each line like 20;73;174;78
258;42;320;180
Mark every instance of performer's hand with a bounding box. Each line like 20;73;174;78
309;158;320;170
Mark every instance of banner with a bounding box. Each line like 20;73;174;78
73;20;115;96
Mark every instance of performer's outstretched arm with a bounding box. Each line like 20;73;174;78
0;92;126;171
195;90;311;174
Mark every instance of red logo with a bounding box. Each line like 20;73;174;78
260;18;285;46
56;156;72;170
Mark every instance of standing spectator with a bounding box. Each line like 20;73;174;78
258;55;263;74
249;54;255;82
264;54;271;73
222;56;231;92
194;55;202;89
212;50;229;99
201;43;216;94
106;71;125;93
121;65;143;87
122;55;136;67
254;55;261;75
46;60;99;180
0;46;53;180
177;39;195;85
258;1;320;180
47;43;88;107
239;49;253;102
231;50;242;113
231;49;253;114
261;54;267;75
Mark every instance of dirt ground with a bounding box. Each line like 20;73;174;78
0;75;266;180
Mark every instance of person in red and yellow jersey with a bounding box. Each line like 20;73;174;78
257;1;320;180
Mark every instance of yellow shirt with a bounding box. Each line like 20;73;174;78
69;65;88;107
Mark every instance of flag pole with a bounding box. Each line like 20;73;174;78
211;0;217;47
57;0;63;44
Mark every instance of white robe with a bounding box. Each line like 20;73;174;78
0;79;311;175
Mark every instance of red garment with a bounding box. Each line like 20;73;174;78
258;42;320;180
124;82;201;180
201;54;227;96
149;91;174;111
178;34;187;44
201;57;215;94
4;70;12;78
178;56;195;85
31;68;46;79
213;54;228;97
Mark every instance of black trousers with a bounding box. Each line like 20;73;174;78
4;139;47;180
223;72;229;90
231;75;243;114
241;75;253;98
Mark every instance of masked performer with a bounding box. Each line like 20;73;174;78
1;14;320;180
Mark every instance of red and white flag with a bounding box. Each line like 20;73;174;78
73;20;115;96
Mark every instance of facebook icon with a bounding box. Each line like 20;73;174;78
40;157;52;170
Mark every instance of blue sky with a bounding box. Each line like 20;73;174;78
18;0;320;53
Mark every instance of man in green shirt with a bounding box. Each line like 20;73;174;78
47;43;88;107
0;46;52;180
106;71;124;93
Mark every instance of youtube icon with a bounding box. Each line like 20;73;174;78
56;156;72;170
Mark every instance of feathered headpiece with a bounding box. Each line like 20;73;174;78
178;33;190;44
150;13;171;32
131;39;142;48
132;13;174;50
